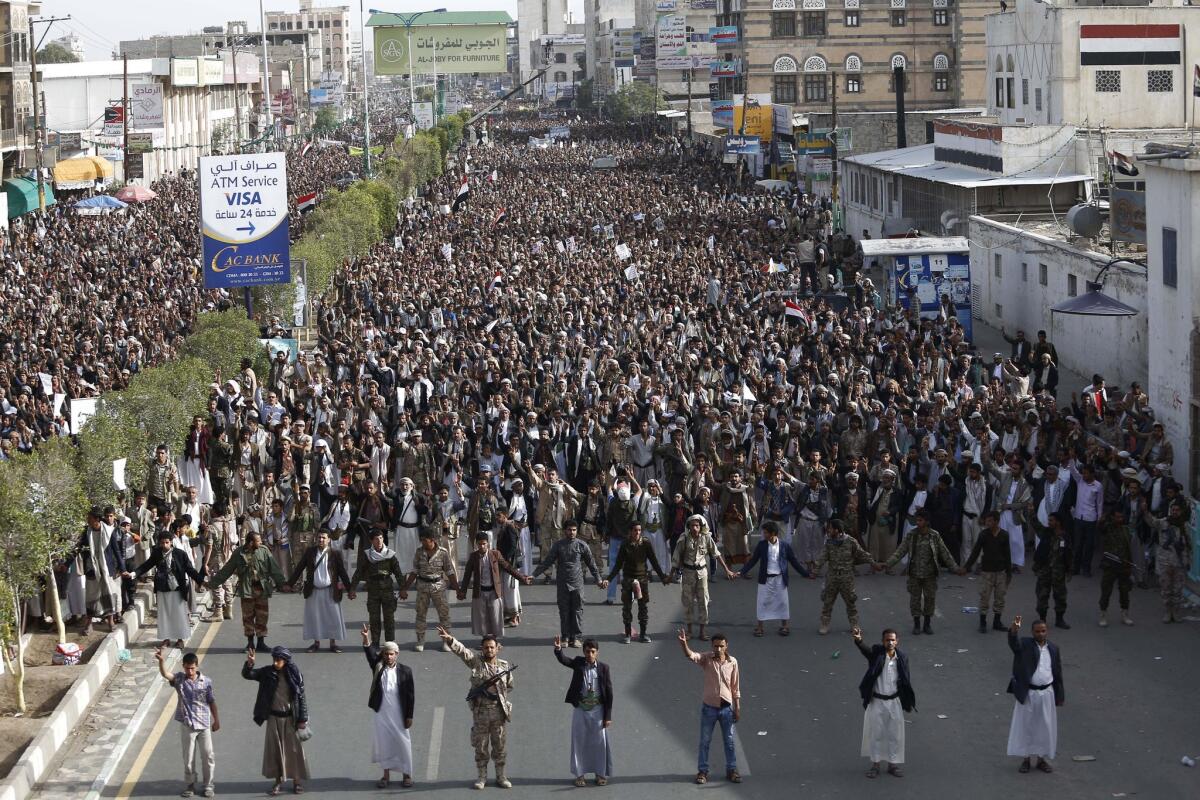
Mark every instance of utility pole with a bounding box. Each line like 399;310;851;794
29;17;44;210
233;43;243;154
830;69;838;209
259;0;273;146
122;54;130;183
686;65;693;140
360;0;372;176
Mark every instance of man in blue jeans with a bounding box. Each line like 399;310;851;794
677;627;742;784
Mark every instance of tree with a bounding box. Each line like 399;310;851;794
36;43;78;64
603;81;662;123
576;78;594;111
313;106;338;134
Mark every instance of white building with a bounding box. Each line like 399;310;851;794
531;31;585;102
41;58;257;183
585;0;636;97
969;213;1148;394
266;1;354;90
48;32;85;62
986;0;1200;128
517;0;568;84
633;0;717;103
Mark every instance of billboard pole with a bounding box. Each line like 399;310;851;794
360;0;372;176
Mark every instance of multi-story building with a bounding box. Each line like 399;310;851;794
588;0;638;98
1;1;39;178
634;0;718;103
724;0;988;113
48;32;85;62
584;0;634;90
517;0;569;84
531;29;586;101
265;1;353;89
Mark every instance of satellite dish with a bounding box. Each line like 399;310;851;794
1066;203;1103;238
939;209;960;233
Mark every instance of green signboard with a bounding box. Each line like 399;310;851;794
373;24;507;76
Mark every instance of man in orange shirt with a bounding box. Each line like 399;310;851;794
677;628;742;785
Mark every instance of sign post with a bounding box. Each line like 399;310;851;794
199;152;291;299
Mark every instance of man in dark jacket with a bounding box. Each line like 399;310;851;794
242;646;309;795
853;626;915;778
739;520;812;637
362;629;416;788
552;636;613;786
606;522;669;643
1005;616;1064;773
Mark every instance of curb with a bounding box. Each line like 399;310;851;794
0;586;156;800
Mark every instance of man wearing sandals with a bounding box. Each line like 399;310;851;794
362;629;416;789
853;627;914;779
1005;616;1064;774
677;629;742;785
739;520;811;637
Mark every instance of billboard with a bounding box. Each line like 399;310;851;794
102;105;124;137
198;58;224;86
171;57;198;86
130;83;163;129
414;102;434;130
733;96;773;142
711;59;741;78
200;152;290;289
709;26;739;46
373;24;507;75
724;135;761;155
1111;189;1146;244
656;14;688;67
712;100;734;128
893;252;973;339
127;132;154;154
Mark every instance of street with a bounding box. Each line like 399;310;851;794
85;558;1198;799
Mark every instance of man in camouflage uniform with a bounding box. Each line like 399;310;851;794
402;530;458;652
884;507;962;635
288;485;320;571
207;428;237;514
208;530;286;652
351;530;407;646
1141;498;1194;623
395;430;438;496
1097;506;1135;628
437;628;516;790
813;519;877;635
672;514;736;641
527;466;581;583
1033;512;1072;630
203;501;239;621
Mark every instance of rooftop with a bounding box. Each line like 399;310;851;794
844;143;1092;189
366;10;513;27
971;213;1147;263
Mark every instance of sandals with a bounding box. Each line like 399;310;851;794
293;784;305;795
596;777;608;786
694;772;708;784
887;764;904;777
753;626;765;637
1018;759;1031;773
400;775;414;788
865;765;880;779
330;646;343;654
778;627;790;637
376;778;389;789
268;783;283;796
574;777;587;787
306;643;320;653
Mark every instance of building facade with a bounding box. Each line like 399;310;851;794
986;0;1200;128
531;30;585;102
517;0;569;84
265;1;353;89
48;32;85;62
1;0;39;178
584;0;635;95
726;0;988;114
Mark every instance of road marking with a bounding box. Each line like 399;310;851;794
425;705;445;782
113;618;224;800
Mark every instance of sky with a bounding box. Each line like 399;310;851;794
44;0;587;60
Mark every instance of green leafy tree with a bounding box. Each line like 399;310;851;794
603;81;662;122
36;43;78;63
313;106;338;134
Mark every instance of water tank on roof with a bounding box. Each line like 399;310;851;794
1066;203;1104;239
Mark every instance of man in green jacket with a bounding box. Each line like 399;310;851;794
884;508;963;635
209;530;287;652
606;523;670;643
351;530;407;646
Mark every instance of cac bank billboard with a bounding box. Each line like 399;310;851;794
200;153;291;289
374;25;507;75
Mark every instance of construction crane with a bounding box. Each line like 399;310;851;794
466;68;549;127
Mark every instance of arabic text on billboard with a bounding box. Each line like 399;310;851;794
130;83;163;129
200;152;291;289
724;135;760;155
655;14;688;67
374;24;507;75
709;26;739;46
711;59;741;78
127;132;154;155
712;100;734;128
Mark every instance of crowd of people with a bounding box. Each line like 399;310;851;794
10;111;1196;794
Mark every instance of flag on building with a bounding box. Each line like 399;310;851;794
1108;150;1139;177
296;191;317;213
1079;24;1180;66
451;175;470;212
784;300;805;321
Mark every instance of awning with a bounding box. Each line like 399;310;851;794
53;156;115;189
1050;290;1139;317
656;109;685;118
3;177;56;218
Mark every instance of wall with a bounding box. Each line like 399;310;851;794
809;108;985;158
969;214;1148;394
1145;159;1200;495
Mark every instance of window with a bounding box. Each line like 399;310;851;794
1163;227;1178;288
1021;262;1028;282
995;77;1005;107
1039;263;1048;285
994;254;1002;277
803;11;826;37
1035;88;1043;111
1006;77;1015;108
804;74;828;102
846;75;861;93
934;73;949;92
773;74;798;103
995;304;1003;318
844;11;860;26
1148;70;1173;93
1068;274;1078;297
1022;79;1029;105
1095;70;1121;92
771;11;796;37
892;10;906;26
554;52;567;63
934;9;949;25
333;19;342;26
554;71;567;82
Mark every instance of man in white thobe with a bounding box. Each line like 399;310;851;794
854;627;911;779
393;479;422;575
362;630;415;788
1006;616;1063;774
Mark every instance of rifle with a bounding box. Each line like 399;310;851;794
466;665;518;703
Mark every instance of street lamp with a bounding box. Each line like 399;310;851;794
368;7;447;143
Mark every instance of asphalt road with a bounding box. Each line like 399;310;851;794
105;552;1199;800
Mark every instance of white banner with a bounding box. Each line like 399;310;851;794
656;14;688;67
130;83;164;129
414;102;434;131
615;243;632;261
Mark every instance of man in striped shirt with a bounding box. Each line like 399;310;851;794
157;647;220;798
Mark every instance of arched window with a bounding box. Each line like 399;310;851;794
803;55;827;73
1006;54;1015;73
994;55;1004;73
890;54;906;70
773;55;798;74
933;53;950;71
844;54;862;73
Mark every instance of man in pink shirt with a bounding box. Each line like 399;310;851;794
677;628;742;785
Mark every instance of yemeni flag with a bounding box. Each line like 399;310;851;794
487;271;504;293
1079;24;1180;66
296;191;317;213
761;257;788;274
1108;150;1139;177
784;300;805;322
493;207;508;226
300;140;313;157
451;175;470;212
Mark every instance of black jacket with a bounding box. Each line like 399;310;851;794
553;647;613;723
242;661;308;726
287;546;352;602
133;546;204;600
1007;631;1064;705
364;645;416;716
856;641;916;712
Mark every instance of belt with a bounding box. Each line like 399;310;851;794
963;511;978;520
481;586;496;593
1029;682;1053;691
397;524;420;531
269;709;292;718
681;563;706;571
767;573;781;577
872;691;900;701
416;575;442;583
